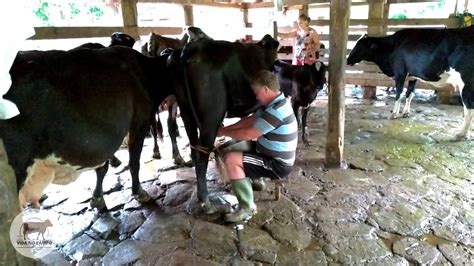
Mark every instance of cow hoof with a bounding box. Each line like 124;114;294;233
90;197;107;212
303;140;311;147
402;113;410;118
201;199;221;215
453;134;468;142
110;157;122;168
152;152;162;160
173;156;186;166
134;189;151;203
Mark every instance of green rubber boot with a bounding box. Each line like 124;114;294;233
225;178;257;222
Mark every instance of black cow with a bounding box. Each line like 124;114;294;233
272;60;327;146
110;32;136;48
0;46;172;209
142;35;186;164
346;27;472;140
168;34;279;211
142;27;211;165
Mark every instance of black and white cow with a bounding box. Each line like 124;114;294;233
347;27;472;140
272;60;327;146
0;46;172;209
168;34;279;211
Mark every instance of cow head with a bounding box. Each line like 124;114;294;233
313;61;327;92
110;32;136;48
257;35;280;67
257;34;280;50
186;27;213;42
347;34;376;66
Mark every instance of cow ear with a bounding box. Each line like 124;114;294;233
315;61;322;71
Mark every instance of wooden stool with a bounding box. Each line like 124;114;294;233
272;179;288;201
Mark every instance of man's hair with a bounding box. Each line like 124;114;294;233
252;70;280;92
298;14;311;23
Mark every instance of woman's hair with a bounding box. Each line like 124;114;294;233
298;14;311;23
252;70;280;92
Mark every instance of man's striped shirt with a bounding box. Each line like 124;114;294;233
253;93;298;165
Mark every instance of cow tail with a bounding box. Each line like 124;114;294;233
180;47;202;132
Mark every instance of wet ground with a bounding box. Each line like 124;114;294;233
35;87;473;265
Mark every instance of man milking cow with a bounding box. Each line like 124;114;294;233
217;70;298;222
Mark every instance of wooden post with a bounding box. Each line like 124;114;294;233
363;0;387;100
242;4;253;42
325;0;350;168
184;5;194;26
299;4;308;17
121;0;138;39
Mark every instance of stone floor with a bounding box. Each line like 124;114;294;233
23;88;474;265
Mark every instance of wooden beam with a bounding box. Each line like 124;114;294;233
388;0;445;3
311;17;459;28
183;5;194;26
121;0;139;38
326;0;350;168
299;4;309;17
29;27;183;40
138;0;240;8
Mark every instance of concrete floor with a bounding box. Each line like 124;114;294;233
5;88;474;265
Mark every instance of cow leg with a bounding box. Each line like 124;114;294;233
402;80;417;118
390;77;406;119
168;101;187;166
90;161;109;212
150;114;162;160
129;123;151;203
301;105;311;147
455;106;473;141
292;103;301;127
18;160;55;209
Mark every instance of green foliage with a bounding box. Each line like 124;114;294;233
32;1;106;26
69;3;80;15
391;13;408;20
88;6;104;18
34;1;49;22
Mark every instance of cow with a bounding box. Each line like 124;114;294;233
142;32;189;57
142;27;212;165
346;27;473;140
0;46;173;210
110;32;136;48
168;34;280;212
272;60;327;147
141;35;186;164
21;219;53;240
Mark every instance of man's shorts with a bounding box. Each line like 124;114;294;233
242;151;293;180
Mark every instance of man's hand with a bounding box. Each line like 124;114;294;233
217;127;226;137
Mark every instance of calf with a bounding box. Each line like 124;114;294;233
168;34;279;211
1;46;172;209
346;27;473;140
272;60;327;146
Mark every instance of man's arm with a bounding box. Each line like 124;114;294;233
217;122;262;141
223;115;256;130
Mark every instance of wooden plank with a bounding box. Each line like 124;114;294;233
29;27;183;40
344;77;454;92
184;5;194;26
310;17;459;28
139;0;241;8
326;0;350;168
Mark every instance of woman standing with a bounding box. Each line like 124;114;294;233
278;14;321;65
